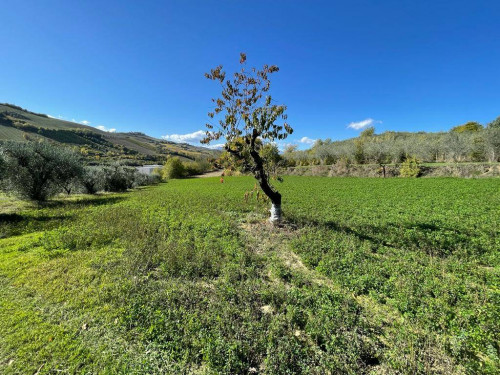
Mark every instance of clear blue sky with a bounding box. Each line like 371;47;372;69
1;0;499;148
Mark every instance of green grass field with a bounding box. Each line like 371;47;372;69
0;177;498;374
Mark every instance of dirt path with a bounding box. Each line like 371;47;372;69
192;170;223;178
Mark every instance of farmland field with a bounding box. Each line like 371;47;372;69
0;177;499;374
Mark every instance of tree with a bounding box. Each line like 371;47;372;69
202;53;293;223
0;149;6;182
103;164;134;192
259;143;283;176
444;132;470;162
162;157;186;179
360;126;375;138
451;121;483;133
487;116;500;129
81;166;105;194
54;150;84;195
1;141;80;201
483;127;500;162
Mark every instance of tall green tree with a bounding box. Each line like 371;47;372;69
202;53;293;223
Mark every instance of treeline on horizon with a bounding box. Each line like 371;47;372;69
283;117;500;166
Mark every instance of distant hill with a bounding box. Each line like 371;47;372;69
0;103;218;164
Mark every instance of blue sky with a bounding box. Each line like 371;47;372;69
1;0;499;149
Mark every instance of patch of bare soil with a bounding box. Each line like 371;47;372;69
192;170;224;178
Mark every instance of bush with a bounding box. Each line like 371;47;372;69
399;156;421;177
162;157;186;179
1;141;82;201
134;172;162;187
102;164;138;192
81;166;105;194
184;159;211;176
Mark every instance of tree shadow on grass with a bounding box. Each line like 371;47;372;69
0;212;69;224
0;212;72;239
1;195;127;239
40;195;127;209
293;217;396;250
287;216;472;257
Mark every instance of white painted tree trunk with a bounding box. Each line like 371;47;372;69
269;203;282;224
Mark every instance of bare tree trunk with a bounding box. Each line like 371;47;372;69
249;131;282;224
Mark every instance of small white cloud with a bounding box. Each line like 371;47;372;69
347;118;381;130
96;125;116;133
298;136;316;145
47;114;56;119
80;120;91;125
205;143;225;150
162;130;206;144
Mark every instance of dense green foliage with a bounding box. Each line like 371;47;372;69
451;121;483;133
0;177;498;373
399;156;421;177
160;157;212;179
161;157;187;179
81;166;106;194
1;142;83;201
488;116;500;129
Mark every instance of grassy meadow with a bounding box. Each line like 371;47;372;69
0;177;498;374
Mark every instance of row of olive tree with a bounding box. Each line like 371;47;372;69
0;141;159;201
283;120;500;166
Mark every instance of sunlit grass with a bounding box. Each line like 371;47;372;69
0;177;498;373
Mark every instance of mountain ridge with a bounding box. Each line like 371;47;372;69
0;103;218;164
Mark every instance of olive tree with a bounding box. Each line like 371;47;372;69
0;148;6;181
487;116;500;129
81;166;105;194
2;141;81;201
483;127;500;162
202;53;293;223
54;150;84;195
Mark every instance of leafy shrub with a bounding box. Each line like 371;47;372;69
399;156;421;177
162;157;186;179
134;172;162;187
183;159;211;176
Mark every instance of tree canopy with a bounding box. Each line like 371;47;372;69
202;53;293;222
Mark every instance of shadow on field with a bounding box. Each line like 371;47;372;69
307;219;397;249
0;212;72;239
41;195;126;209
0;212;70;224
290;216;473;257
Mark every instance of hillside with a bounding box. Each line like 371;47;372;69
0;103;218;164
